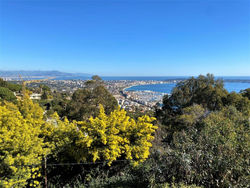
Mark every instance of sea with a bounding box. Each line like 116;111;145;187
125;82;250;93
53;76;250;94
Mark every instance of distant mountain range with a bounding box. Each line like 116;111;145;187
0;70;92;78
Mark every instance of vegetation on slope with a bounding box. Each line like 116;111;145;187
0;74;249;187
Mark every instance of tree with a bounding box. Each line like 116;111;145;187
159;74;227;120
66;76;117;121
157;74;247;127
0;78;8;87
153;74;250;187
175;104;206;130
151;106;249;187
85;75;104;89
39;84;51;92
5;83;22;92
41;91;49;100
74;105;157;166
0;78;22;92
224;91;250;116
0;87;17;103
240;88;250;100
45;92;69;117
0;101;48;187
38;84;52;100
0;84;158;187
44;106;157;187
46;105;157;165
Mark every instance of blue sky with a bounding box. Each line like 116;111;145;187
0;0;249;76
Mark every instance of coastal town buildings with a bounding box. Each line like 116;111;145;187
23;79;175;111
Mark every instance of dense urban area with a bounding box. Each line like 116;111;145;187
5;78;182;111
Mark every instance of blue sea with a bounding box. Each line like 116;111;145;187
54;76;250;81
125;82;250;93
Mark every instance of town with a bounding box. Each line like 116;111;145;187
14;79;180;111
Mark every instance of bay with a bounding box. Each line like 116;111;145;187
52;76;250;93
54;76;250;81
126;82;250;93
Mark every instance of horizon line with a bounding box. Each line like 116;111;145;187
0;70;250;77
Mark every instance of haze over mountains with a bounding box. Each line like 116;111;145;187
0;70;92;78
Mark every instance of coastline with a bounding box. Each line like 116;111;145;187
122;80;176;92
123;81;250;94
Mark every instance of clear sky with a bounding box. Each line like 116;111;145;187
0;0;249;76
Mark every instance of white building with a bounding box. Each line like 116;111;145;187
30;93;42;100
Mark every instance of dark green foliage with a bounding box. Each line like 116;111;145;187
85;75;104;89
66;77;117;121
0;87;17;102
41;91;49;100
46;159;132;187
0;78;22;92
39;91;69;117
0;78;8;87
39;84;52;100
39;84;51;92
154;74;250;187
159;74;227;115
5;74;247;187
240;88;250;100
157;74;227;125
161;106;249;187
45;74;249;187
224;91;250;115
164;74;226;111
157;74;250;126
126;107;154;120
36;76;117;121
46;158;202;188
49;99;68;117
131;105;249;188
6;83;22;92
